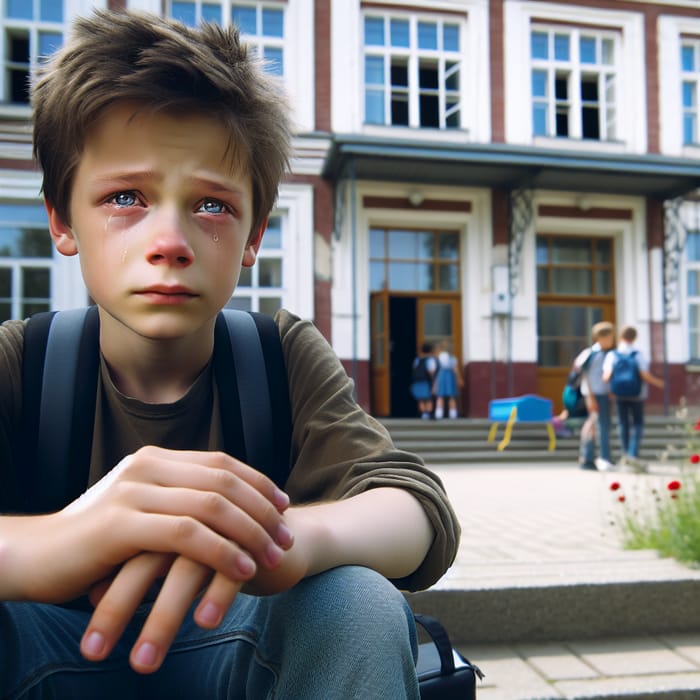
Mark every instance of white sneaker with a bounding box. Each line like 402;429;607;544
595;457;615;472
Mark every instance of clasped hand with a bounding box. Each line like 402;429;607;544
30;446;295;673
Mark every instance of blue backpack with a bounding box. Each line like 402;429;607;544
609;350;642;397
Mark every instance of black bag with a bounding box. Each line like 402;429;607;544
415;613;483;699
15;308;482;694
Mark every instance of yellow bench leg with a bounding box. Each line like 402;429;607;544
497;406;517;451
546;421;556;451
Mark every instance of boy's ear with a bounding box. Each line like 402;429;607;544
242;217;268;268
45;200;79;256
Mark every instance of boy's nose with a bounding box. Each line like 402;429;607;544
144;216;195;268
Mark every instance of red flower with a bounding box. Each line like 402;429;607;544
667;480;682;491
691;454;700;464
618;495;626;503
609;482;621;491
694;418;700;431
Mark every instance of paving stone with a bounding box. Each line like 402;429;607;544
660;634;700;666
515;642;599;680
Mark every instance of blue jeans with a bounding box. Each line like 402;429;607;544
616;398;644;457
581;393;612;463
1;566;419;699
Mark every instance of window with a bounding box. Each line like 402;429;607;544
2;0;63;104
168;1;284;76
531;26;618;141
230;214;284;315
369;228;460;292
687;231;700;360
682;39;700;146
363;13;462;129
0;203;53;321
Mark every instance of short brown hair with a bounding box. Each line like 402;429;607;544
620;325;637;343
31;9;291;237
592;321;614;340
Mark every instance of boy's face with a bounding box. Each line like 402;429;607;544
46;103;262;343
599;334;615;350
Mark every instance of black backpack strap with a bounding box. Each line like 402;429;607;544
21;306;100;513
214;310;291;488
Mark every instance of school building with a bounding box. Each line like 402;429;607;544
2;0;700;418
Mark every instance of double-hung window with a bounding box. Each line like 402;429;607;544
681;39;700;146
363;13;462;129
688;231;700;361
230;214;284;315
0;203;52;322
531;26;618;141
2;0;63;105
168;1;284;76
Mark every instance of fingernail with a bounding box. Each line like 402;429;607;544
83;630;105;657
198;601;222;626
273;489;290;510
133;641;158;668
237;553;256;577
266;541;284;567
276;522;294;548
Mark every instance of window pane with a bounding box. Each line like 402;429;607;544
688;269;700;296
390;19;409;48
232;7;256;34
596;239;611;264
533;104;547;135
0;228;51;258
369;229;385;258
552;268;592;293
7;0;31;19
602;38;614;65
683;81;696;108
202;4;222;24
687;232;700;261
537;267;548;292
438;264;459;291
0;268;11;297
259;297;281;315
532;70;547;97
258;258;281;287
38;32;62;58
554;34;569;61
685;114;697;146
262;9;283;37
365;56;384;85
263;47;283;75
424;302;452;336
388;230;420;258
443;24;459;52
595;269;611;294
365;90;384;124
40;0;62;22
227;295;252;311
370;261;385;290
682;45;695;73
22;301;49;317
388;262;431;291
531;32;548;60
580;37;596;64
238;267;252;286
0;303;11;323
552;239;590;263
417;22;437;50
23;267;49;298
364;17;384;46
263;216;282;248
171;2;196;26
437;232;458;260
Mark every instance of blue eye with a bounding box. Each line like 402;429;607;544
200;199;229;215
112;192;137;207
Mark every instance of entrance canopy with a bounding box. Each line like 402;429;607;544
322;134;700;200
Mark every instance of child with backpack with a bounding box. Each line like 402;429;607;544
0;10;460;697
410;342;437;419
603;325;664;472
572;321;616;471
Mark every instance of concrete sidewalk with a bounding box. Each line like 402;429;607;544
409;461;700;699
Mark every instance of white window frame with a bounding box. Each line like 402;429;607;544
687;229;700;362
231;183;314;319
154;0;313;131
362;11;464;131
0;0;101;118
505;2;645;153
530;25;620;143
681;37;700;147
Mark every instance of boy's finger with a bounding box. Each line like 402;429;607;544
129;557;215;674
193;572;244;629
81;552;174;662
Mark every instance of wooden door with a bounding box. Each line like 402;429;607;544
370;292;390;416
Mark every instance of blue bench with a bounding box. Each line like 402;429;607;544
487;394;555;451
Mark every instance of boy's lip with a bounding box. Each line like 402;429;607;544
134;285;198;303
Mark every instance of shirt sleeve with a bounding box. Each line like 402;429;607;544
276;309;460;591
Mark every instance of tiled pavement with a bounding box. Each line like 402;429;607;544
410;461;700;699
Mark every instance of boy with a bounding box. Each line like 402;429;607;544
573;321;615;471
0;10;460;698
603;325;664;472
